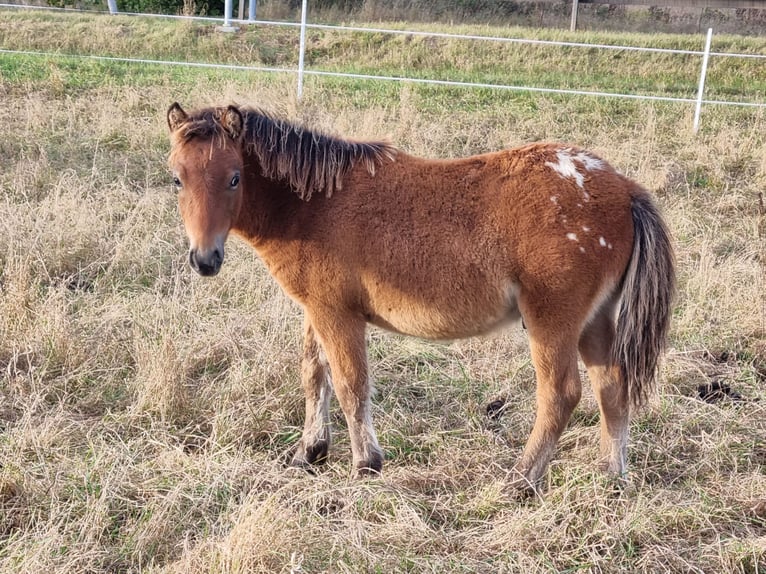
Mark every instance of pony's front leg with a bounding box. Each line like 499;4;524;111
291;318;333;469
309;310;383;477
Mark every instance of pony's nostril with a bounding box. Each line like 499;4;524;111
188;249;199;270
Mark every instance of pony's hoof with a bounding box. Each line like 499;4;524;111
505;468;542;500
355;465;382;479
304;439;330;465
603;471;633;497
354;451;384;478
291;439;330;469
597;460;631;492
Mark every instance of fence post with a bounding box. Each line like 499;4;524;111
216;0;239;32
297;0;308;99
693;27;713;134
248;0;256;21
570;0;579;32
107;0;118;14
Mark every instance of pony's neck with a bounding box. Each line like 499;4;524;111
232;157;306;247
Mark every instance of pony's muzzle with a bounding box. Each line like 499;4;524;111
189;247;223;276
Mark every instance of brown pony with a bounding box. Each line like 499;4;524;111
166;102;675;490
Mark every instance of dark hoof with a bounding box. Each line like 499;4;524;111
354;451;384;478
355;465;382;478
303;439;330;465
506;467;542;500
507;480;538;500
486;398;508;420
290;439;330;470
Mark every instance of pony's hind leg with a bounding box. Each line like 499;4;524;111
512;328;582;490
308;310;383;477
291;318;333;469
578;303;629;477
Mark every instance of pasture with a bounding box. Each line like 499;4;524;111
0;10;764;573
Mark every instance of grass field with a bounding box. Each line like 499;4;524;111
0;9;765;573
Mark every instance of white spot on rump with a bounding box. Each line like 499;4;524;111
575;152;605;172
545;148;606;190
599;237;607;247
582;226;591;232
579;246;586;253
546;150;584;188
566;233;578;242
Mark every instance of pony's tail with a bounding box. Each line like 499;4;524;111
613;191;676;409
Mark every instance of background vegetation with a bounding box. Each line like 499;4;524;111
36;0;766;35
0;9;765;573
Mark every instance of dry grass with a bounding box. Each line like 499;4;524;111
1;12;765;574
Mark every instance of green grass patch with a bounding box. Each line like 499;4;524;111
2;11;765;103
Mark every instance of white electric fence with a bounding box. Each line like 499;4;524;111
1;1;765;132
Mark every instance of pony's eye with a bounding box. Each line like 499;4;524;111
230;174;240;188
172;176;182;188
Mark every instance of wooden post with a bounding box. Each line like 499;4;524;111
238;0;244;20
571;0;579;32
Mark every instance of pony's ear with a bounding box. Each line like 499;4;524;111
218;105;244;141
167;103;188;132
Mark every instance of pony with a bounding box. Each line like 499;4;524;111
166;102;675;490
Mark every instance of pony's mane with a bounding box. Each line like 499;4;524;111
172;106;397;201
242;107;396;200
